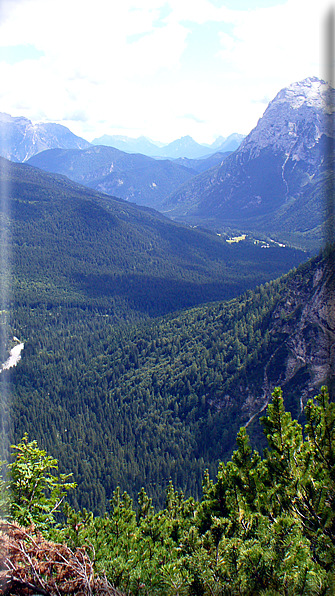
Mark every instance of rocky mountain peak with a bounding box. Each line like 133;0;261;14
276;76;333;113
162;76;333;249
0;113;91;162
239;76;334;160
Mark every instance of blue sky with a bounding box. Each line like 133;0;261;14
0;0;331;143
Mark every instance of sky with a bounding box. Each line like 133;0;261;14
0;0;333;144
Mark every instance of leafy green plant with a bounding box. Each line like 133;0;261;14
3;434;75;529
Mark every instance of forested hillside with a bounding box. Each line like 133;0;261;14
0;137;334;596
0;156;328;514
0;158;304;318
1;246;332;512
27;146;199;209
1;386;334;595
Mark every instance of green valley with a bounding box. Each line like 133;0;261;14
0;157;312;512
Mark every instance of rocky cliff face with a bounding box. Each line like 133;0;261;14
268;249;334;398
162;78;334;249
241;249;335;425
240;77;333;159
0;113;91;162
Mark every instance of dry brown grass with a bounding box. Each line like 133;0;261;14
0;521;122;596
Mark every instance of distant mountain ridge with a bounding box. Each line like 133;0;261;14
0;109;244;163
0;112;91;162
27;145;199;209
162;77;334;250
91;133;245;159
27;146;235;210
0;155;305;317
172;151;232;174
91;135;163;157
3;77;332;253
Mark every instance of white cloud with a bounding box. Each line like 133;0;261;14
216;0;323;81
0;0;332;143
165;0;236;25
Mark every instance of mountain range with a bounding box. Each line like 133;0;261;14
0;112;91;162
0;153;322;512
0;111;244;164
0;156;304;318
162;77;334;251
22;77;334;251
90;133;244;159
27;146;232;209
0;111;242;209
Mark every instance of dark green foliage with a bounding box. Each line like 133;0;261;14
2;387;334;594
2;247;332;512
0;276;284;511
7;388;334;595
0;157;311;511
0;157;305;318
0;434;75;529
302;389;335;568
